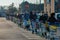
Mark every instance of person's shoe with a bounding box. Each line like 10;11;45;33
32;32;34;34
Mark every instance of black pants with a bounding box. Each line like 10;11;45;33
42;32;47;37
25;25;30;30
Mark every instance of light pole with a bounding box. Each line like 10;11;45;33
23;0;25;2
40;0;41;5
40;0;41;13
35;0;39;12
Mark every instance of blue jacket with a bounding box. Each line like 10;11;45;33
24;13;30;21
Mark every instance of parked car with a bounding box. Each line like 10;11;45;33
55;13;60;22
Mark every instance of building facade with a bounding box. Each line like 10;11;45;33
44;0;55;16
44;0;60;14
20;1;44;14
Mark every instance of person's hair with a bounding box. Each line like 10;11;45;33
30;11;32;14
51;13;55;17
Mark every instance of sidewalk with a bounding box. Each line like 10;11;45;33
7;22;46;40
18;26;47;40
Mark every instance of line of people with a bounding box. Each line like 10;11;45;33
6;11;59;32
17;11;58;34
7;11;60;40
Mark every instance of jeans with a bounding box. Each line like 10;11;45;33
23;20;27;27
31;21;37;34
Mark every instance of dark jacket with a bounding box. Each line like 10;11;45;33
39;15;44;21
24;13;30;21
18;14;22;19
39;15;48;23
30;13;37;21
48;13;57;25
48;16;57;23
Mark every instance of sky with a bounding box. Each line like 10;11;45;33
0;0;44;7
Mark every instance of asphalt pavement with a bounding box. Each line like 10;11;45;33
0;18;47;40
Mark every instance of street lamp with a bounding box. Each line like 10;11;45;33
40;0;41;13
40;0;41;4
23;0;25;2
35;0;38;12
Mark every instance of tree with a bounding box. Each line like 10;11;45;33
8;3;17;14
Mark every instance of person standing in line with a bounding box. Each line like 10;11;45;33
48;13;57;25
24;11;30;30
30;11;37;34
